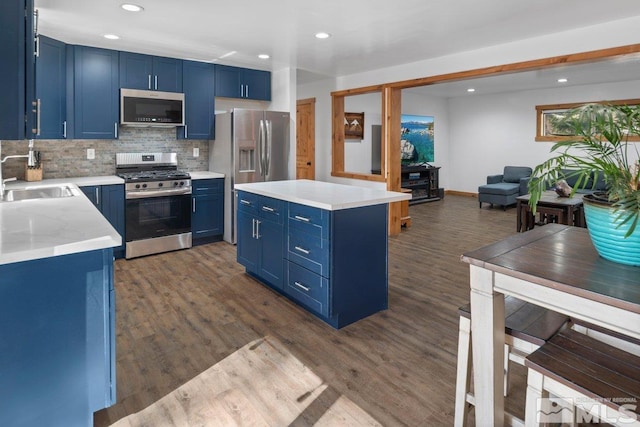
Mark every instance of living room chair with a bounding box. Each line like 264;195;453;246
478;166;532;210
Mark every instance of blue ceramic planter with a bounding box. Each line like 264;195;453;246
583;195;640;266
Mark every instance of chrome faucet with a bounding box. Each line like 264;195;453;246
0;140;36;200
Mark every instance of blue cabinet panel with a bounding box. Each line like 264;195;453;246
236;191;285;289
237;192;389;329
179;60;215;140
191;178;223;245
81;184;126;259
0;0;33;140
36;36;67;139
72;46;119;139
119;52;182;92
0;248;115;427
214;64;271;101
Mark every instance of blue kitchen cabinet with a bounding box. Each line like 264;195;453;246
236;191;285;289
178;60;215;140
0;0;35;140
81;184;126;259
119;52;183;92
36;36;67;139
214;64;271;101
0;248;116;427
236;191;389;329
191;178;224;245
70;46;119;139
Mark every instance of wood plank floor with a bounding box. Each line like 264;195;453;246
94;195;523;426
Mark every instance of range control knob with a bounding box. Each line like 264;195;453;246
173;181;179;187
158;182;163;187
142;183;147;188
135;184;140;189
180;181;185;186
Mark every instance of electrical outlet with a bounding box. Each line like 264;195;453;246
193;147;199;157
87;148;95;160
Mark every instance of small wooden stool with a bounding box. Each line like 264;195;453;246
454;296;570;427
524;329;640;426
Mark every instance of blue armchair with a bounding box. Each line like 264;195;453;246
478;166;532;210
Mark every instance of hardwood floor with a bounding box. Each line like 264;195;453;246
94;195;522;426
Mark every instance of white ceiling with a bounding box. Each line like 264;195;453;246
35;0;640;92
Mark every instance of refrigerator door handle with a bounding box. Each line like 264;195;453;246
259;119;266;177
265;120;272;176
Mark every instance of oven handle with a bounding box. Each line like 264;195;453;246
126;188;192;199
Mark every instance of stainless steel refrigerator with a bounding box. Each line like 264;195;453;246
210;108;290;243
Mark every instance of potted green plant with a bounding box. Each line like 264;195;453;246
528;102;640;266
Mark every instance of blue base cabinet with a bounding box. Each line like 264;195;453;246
81;184;125;259
0;248;116;427
237;191;389;329
192;178;224;245
237;191;285;290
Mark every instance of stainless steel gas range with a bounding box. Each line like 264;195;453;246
116;153;192;259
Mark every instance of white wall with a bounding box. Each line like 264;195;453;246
297;15;640;191
447;79;640;193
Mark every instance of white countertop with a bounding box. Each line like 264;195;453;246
33;175;125;186
234;179;411;210
0;181;122;265
190;171;225;180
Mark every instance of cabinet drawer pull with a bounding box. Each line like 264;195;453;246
240;199;251;205
294;246;310;255
293;281;310;292
262;205;275;212
294;215;311;222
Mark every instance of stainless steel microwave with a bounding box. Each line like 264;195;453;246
120;88;185;127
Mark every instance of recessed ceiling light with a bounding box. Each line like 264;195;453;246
315;32;331;39
258;54;270;60
467;88;475;93
104;34;120;40
557;78;568;83
121;4;144;12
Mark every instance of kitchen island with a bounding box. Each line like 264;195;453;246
0;181;121;427
234;179;411;328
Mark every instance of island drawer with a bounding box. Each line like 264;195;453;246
285;261;329;317
287;231;329;278
237;192;284;224
193;178;223;194
237;191;260;214
288;203;329;239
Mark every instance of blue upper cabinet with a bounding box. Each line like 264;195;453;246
214;64;271;101
119;52;182;92
36;36;67;139
0;0;35;140
71;46;119;139
178;60;215;140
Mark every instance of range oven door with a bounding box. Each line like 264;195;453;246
126;193;191;241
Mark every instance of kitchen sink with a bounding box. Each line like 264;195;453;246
3;185;77;202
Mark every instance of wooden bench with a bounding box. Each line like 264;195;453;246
454;296;570;426
524;329;640;426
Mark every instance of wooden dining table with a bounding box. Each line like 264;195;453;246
461;224;640;426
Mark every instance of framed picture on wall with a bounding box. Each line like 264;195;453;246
345;112;365;140
401;114;434;165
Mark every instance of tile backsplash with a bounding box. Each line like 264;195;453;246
0;127;209;180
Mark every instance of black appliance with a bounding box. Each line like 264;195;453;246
116;153;191;259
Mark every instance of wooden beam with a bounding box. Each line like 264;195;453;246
385;86;402;236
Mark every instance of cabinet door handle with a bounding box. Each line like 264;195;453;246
240;199;251;205
240;84;244;98
294;246;310;255
262;206;275;212
148;75;152;90
184;125;188;139
192;197;196;213
251;218;256;238
114;122;118;139
63;120;67;138
32;99;41;136
294;215;310;222
245;85;249;98
293;281;310;292
256;220;261;239
95;188;100;206
154;75;158;90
